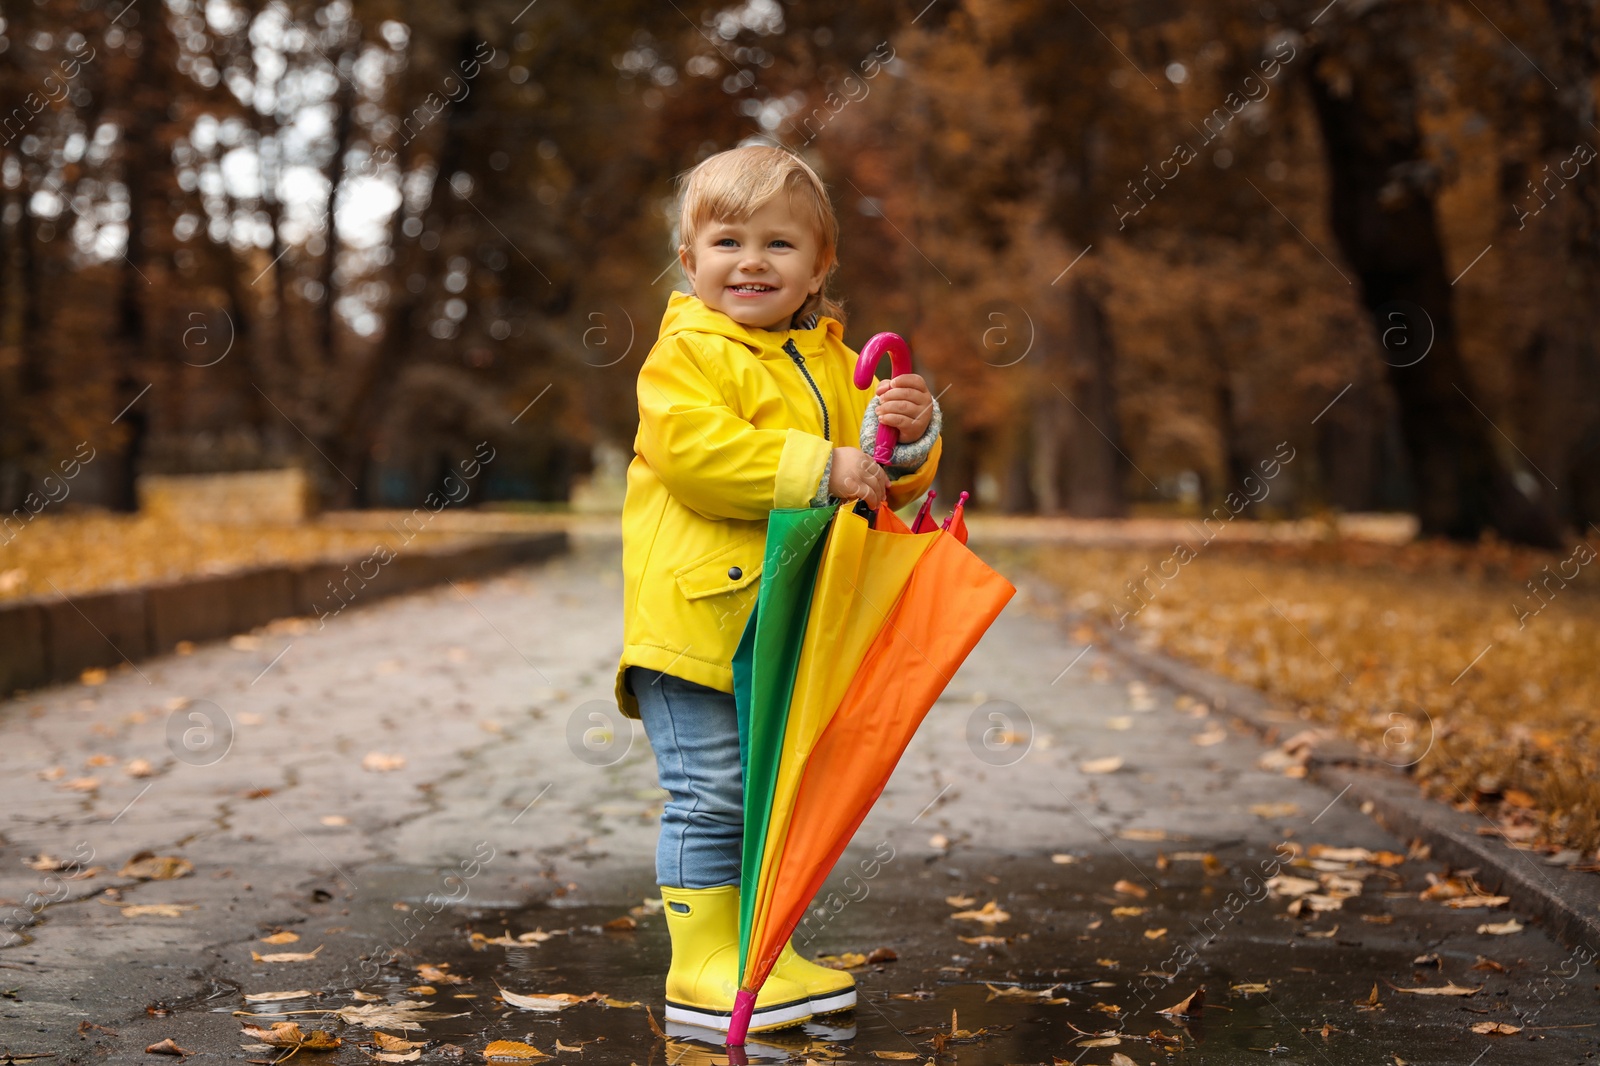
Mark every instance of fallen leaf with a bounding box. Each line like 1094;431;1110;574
1119;827;1168;842
1355;983;1383;1010
1111;906;1147;917
958;935;1010;947
1388;981;1481;997
602;915;637;931
949;901;1010;925
1144;927;1168;940
1470;955;1507;973
119;854;194;880
243;990;312;1002
1445;895;1510;909
1470;1021;1522;1035
251;945;323;963
121;904;194;918
1266;875;1321;898
406;985;436;996
1192;726;1227;746
945;894;976;908
1080;755;1124;774
329;1000;467;1031
984;983;1066;1003
1157;988;1204;1016
1113;879;1149;898
416;963;467;985
871;1054;921;1061
1050;853;1076;864
372;1034;426;1052
1476;919;1523;935
260;932;300;944
816;952;869;970
145;1038;190;1055
361;752;407;773
1419;876;1474;901
1110;1053;1139;1066
1250;803;1301;819
1231;982;1271;994
81;667;108;686
240;1022;340;1050
1079;1036;1121;1047
497;987;587;1012
320;815;348;826
62;776;101;792
482;1040;549;1061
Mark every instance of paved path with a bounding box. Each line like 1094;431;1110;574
1;533;1594;1062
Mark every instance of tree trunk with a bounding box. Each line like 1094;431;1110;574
1305;5;1564;547
1061;276;1127;517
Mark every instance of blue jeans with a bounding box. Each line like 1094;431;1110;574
628;666;743;888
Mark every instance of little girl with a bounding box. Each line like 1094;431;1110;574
612;145;942;1034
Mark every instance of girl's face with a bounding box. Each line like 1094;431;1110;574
679;193;828;332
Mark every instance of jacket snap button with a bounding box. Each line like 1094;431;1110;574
727;566;743;580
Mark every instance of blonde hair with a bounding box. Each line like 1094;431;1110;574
674;145;845;329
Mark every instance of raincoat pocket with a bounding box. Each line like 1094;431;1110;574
673;531;765;600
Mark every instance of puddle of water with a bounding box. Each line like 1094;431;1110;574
239;849;1598;1064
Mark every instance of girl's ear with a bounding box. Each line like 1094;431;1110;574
677;243;695;277
808;251;831;294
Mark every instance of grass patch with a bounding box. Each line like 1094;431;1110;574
1028;531;1600;856
0;513;467;604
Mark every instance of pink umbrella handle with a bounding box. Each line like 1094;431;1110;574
727;989;757;1045
856;332;914;466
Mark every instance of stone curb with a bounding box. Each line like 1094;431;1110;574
1011;570;1600;952
0;532;568;697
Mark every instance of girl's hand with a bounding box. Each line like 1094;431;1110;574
874;374;934;442
829;447;889;509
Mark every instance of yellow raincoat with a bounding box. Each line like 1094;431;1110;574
614;291;941;718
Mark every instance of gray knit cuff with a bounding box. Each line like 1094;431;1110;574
860;395;942;478
809;448;835;508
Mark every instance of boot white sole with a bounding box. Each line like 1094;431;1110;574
808;988;856;1014
664;995;813;1032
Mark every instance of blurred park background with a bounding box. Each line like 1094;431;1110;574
2;1;1599;850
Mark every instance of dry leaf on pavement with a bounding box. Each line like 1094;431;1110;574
1157;988;1204;1016
251;945;323;963
483;1040;549;1061
119;853;193;880
949;901;1009;924
1388;982;1481;996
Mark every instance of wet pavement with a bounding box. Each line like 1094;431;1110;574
2;534;1597;1063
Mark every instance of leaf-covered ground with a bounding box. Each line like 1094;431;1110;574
1030;532;1600;856
0;513;468;604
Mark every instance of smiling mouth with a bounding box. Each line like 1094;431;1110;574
728;283;778;295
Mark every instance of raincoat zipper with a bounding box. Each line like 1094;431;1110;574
783;338;830;440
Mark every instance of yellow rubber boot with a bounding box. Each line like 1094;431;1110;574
774;940;857;1014
659;885;813;1033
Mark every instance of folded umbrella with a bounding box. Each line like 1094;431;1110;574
728;496;1014;1043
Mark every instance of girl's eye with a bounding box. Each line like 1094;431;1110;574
714;238;738;247
769;240;791;248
